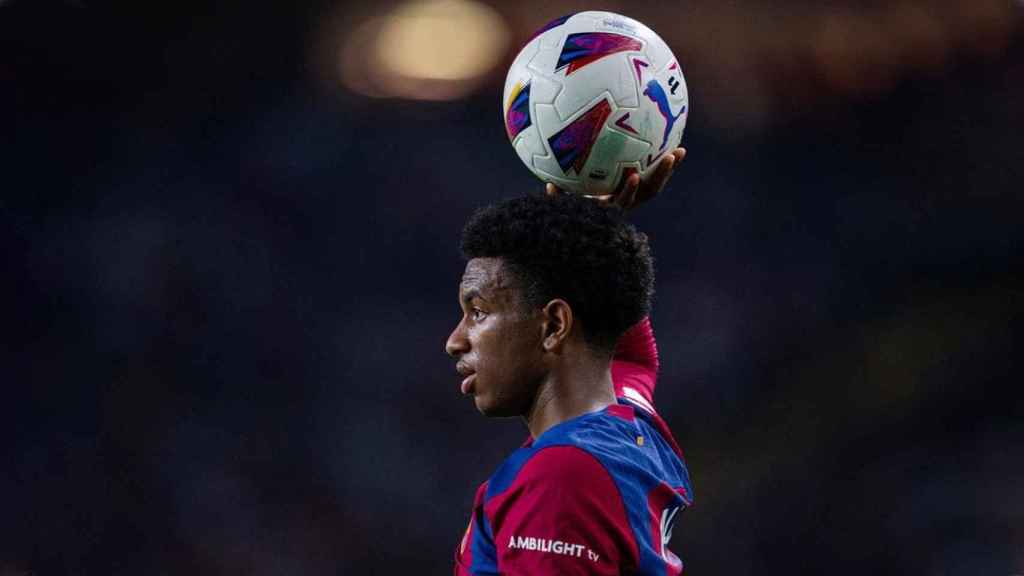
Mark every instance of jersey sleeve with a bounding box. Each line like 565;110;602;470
454;482;489;575
612;316;659;413
483;446;638;575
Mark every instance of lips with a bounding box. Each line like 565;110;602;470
456;362;476;395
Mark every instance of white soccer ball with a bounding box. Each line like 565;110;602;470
502;11;688;196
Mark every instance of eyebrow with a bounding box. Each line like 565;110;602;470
461;288;486;304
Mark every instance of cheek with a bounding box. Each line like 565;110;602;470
506;321;544;362
486;327;533;362
473;315;543;376
491;330;544;388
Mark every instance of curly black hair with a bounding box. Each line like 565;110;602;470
461;193;654;351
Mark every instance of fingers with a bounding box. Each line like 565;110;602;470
547;145;687;208
672;147;687;164
655;152;677;182
615;173;640;209
646;148;686;193
639;153;674;201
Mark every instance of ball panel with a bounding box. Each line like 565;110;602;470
530;153;568;188
512;123;545;172
641;35;674;72
526;32;567;77
552;54;643;120
581;127;653;196
525;70;562;108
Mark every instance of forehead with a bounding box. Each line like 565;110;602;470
460;257;517;297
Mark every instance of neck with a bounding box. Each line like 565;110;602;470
524;354;617;439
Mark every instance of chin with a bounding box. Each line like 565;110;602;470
474;397;503;417
474;393;523;418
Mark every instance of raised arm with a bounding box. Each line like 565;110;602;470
612;317;659;413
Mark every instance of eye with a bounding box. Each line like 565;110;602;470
471;307;487;321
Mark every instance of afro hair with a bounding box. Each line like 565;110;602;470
460;193;654;351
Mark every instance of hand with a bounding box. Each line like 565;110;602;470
545;147;686;211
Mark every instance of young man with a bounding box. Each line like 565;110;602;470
447;149;692;575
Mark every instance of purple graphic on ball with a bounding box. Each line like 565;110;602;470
505;82;532;141
547;99;612;174
556;33;643;76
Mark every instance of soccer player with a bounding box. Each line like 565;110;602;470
447;149;693;575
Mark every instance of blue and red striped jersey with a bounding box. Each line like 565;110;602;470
455;318;694;575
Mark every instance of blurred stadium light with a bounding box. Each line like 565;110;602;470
337;0;509;100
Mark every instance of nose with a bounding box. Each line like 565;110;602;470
446;317;469;358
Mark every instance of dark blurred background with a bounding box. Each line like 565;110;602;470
2;0;1022;573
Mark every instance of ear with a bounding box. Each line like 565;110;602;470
540;299;574;353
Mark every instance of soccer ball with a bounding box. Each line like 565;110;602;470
502;11;688;196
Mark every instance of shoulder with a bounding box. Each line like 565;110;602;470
533;406;694;509
518;444;613;486
483;445;641;574
486;444;618;504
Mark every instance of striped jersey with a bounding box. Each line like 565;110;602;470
455;318;694;575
